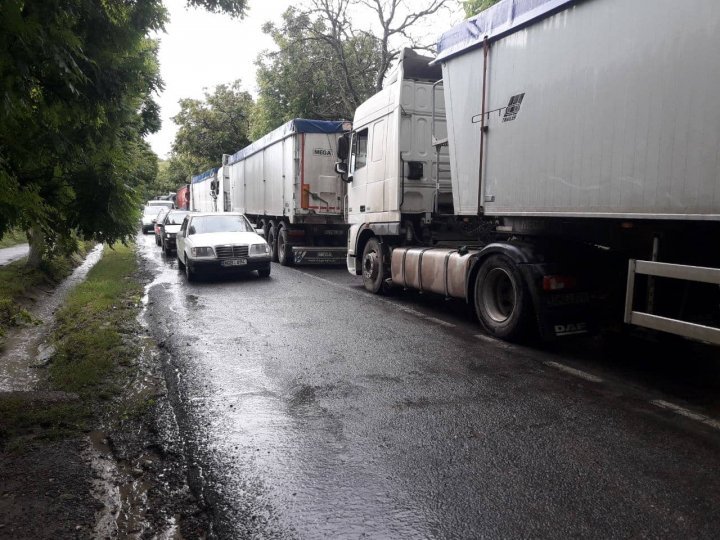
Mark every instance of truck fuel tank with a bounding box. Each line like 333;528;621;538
390;247;479;300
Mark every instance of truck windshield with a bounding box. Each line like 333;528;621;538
190;215;252;234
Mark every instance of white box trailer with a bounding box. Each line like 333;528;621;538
226;119;352;265
190;167;224;213
343;0;720;345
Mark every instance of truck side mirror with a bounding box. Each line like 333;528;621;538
335;162;353;183
337;134;349;161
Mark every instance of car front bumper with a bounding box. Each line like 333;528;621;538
187;256;271;274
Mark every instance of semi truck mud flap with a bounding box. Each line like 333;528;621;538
519;265;597;341
537;294;596;340
292;247;347;265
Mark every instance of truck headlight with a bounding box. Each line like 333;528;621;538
249;243;270;256
191;246;215;257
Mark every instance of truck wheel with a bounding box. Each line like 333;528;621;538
258;219;268;239
268;221;279;262
362;237;387;294
277;227;293;266
474;255;533;341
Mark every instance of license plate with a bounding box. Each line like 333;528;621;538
222;258;247;267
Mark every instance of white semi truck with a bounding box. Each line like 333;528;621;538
341;0;720;344
225;119;352;265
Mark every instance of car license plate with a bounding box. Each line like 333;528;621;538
222;258;247;267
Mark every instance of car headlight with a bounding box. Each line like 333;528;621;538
166;233;171;238
191;246;215;257
249;243;270;256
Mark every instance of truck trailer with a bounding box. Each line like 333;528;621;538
190;167;223;213
342;0;720;345
225;119;351;265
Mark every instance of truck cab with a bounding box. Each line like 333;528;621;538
344;49;451;277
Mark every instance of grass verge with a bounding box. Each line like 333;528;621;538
50;243;143;395
0;228;27;249
0;243;144;450
0;245;90;347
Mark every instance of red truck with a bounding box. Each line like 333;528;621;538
176;184;190;211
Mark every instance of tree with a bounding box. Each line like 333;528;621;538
463;0;501;18
0;0;248;268
0;1;167;266
170;80;254;181
252;0;449;138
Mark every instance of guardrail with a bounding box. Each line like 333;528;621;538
625;260;720;345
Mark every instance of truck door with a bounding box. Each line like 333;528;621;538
348;128;369;214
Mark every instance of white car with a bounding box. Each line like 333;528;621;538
141;205;164;234
176;213;271;281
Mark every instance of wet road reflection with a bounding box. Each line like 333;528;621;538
138;233;720;538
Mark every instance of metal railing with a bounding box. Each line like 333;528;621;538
625;260;720;345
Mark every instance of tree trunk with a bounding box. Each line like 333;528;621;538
26;223;44;269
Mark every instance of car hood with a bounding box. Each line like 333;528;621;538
187;231;266;247
165;224;182;234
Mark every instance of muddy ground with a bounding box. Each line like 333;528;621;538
0;247;209;539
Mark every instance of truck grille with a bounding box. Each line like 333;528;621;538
214;245;249;259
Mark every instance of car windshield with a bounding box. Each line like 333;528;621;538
189;215;252;234
165;211;189;225
143;206;161;216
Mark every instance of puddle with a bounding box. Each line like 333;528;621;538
0;244;105;392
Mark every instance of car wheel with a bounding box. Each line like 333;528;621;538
268;221;279;263
155;235;161;246
258;265;271;278
361;237;387;294
277;226;293;266
177;251;185;269
185;257;195;282
474;254;533;341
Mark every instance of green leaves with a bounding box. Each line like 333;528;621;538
463;0;501;18
169;80;254;184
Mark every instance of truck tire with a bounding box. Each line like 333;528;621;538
362;237;387;294
277;227;293;266
474;254;533;341
268;221;279;262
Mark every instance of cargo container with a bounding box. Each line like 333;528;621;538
190;167;223;213
341;0;720;345
225;119;351;265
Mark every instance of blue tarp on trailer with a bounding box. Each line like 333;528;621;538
191;167;219;184
227;119;349;165
434;0;576;63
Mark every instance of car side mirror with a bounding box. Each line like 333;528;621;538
255;228;266;237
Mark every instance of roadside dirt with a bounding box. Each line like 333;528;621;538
0;250;209;539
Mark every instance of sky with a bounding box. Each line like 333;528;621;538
146;0;464;159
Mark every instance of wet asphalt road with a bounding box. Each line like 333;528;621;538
138;233;720;538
